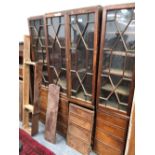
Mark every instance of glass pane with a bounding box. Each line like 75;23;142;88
47;18;51;25
48;25;55;46
52;17;59;32
105;21;118;49
35;20;40;31
89;13;95;22
71;24;80;48
99;8;135;112
58;25;65;47
77;40;86;71
107;11;116;21
123;10;135;51
77;14;87;32
87;51;93;73
61;16;64;24
116;9;133;32
47;16;67;94
70;15;76;24
84;23;94;49
29;17;48;86
70;13;95;102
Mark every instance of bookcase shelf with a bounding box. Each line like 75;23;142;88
101;83;130;96
103;68;133;78
104;50;135;57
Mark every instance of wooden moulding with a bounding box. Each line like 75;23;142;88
44;84;60;143
67;103;94;155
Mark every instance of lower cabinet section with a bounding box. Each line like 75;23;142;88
94;139;122;155
39;85;69;137
68;133;91;155
94;106;129;155
67;103;94;155
57;98;69;137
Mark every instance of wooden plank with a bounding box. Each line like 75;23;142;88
96;117;126;140
24;104;34;113
69;112;92;131
31;114;39;135
33;62;43;113
95;128;124;151
104;68;132;78
67;103;94;155
101;84;130;96
58;99;69;115
44;84;60;143
125;103;135;155
22;36;30;130
67;133;91;155
68;122;91;143
94;139;122;155
57;112;68;124
19;80;23;121
57;122;67;137
97;110;129;129
23;35;31;62
19;65;23;78
39;111;46;123
40;86;48;112
69;103;94;121
39;85;69;137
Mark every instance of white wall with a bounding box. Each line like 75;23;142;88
18;0;135;41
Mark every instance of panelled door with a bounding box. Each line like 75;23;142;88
28;16;49;85
95;3;135;155
44;12;67;95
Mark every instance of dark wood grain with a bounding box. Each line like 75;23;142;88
44;84;60;143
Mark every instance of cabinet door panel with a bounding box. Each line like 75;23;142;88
69;8;99;104
29;17;48;85
98;6;135;113
45;15;67;94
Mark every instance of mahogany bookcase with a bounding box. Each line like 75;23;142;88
94;3;135;155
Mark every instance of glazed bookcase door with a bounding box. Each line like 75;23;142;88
29;17;49;85
68;7;100;105
45;13;67;95
98;5;135;114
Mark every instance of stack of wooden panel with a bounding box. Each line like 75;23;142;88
67;103;94;155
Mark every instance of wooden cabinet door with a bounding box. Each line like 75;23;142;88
95;3;135;155
28;16;49;86
67;6;101;108
44;12;68;96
